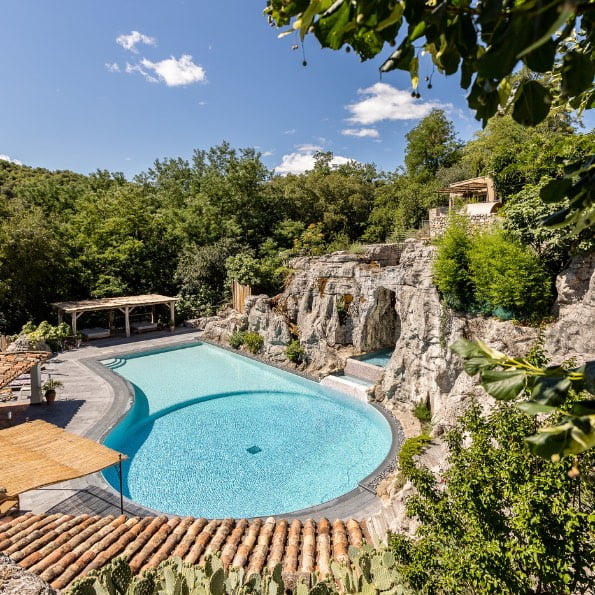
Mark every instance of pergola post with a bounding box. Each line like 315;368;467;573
30;363;43;405
124;307;131;337
169;301;175;330
71;312;81;336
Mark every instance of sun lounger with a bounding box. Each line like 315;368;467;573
130;321;159;334
81;328;111;340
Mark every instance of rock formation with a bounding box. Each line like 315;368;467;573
0;554;57;595
199;239;594;539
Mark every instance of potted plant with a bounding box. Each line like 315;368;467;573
168;319;175;332
42;378;63;405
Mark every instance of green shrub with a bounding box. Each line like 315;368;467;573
243;331;264;354
398;434;432;477
469;227;552;317
285;339;305;363
389;402;595;593
413;402;432;423
432;214;474;310
434;219;553;318
21;320;72;351
228;330;246;349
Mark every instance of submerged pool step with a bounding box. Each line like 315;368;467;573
320;374;375;403
103;357;127;370
344;358;385;383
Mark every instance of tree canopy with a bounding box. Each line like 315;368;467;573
266;0;595;232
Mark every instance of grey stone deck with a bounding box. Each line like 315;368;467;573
6;329;391;521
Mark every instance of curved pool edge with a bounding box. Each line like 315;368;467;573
78;338;404;521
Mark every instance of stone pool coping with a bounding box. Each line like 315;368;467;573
18;330;402;521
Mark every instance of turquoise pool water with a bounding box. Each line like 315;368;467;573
357;349;394;368
101;342;392;518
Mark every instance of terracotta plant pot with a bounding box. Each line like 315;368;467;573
45;389;56;405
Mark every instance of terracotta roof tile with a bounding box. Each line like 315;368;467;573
0;513;369;590
0;352;50;390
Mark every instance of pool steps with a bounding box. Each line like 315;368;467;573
320;353;387;402
320;374;374;402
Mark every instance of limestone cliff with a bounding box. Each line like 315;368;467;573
202;239;595;429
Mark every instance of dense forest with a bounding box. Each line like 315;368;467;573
0;109;593;333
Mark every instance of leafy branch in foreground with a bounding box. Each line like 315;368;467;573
451;337;595;460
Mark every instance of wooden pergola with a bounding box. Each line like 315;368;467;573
0;420;127;515
51;294;178;338
0;351;51;405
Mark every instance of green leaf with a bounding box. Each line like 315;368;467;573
530;375;571;407
299;0;323;40
315;0;351;49
569;400;595;416
409;21;426;41
516;9;574;59
376;3;403;31
539;177;572;203
512;80;552;127
479;368;527;401
561;51;595;98
516;400;558;415
450;337;484;359
380;40;414;72
523;40;556;73
525;415;595;459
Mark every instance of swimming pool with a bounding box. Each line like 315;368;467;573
356;349;394;368
101;342;392;518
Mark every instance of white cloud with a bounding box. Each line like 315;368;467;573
262;151;274;157
125;62;158;83
346;82;450;124
341;127;380;138
105;62;120;73
283;128;296;135
139;54;206;86
198;100;207;106
116;30;156;53
275;145;351;175
0;154;22;165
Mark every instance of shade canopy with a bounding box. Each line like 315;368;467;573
51;294;177;314
0;352;51;390
0;420;126;497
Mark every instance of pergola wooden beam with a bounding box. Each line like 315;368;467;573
51;294;178;338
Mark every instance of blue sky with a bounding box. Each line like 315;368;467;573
1;1;588;178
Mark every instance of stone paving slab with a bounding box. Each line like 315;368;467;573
7;329;391;521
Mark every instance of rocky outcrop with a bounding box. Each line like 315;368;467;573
201;241;594;428
546;250;595;361
0;554;57;595
200;241;594;539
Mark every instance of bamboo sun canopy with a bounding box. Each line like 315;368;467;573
0;420;126;497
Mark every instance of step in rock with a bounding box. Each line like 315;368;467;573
345;358;385;383
320;374;374;403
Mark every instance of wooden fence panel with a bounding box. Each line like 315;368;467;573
231;280;252;313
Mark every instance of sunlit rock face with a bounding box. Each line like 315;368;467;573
201;240;594;429
546;250;595;362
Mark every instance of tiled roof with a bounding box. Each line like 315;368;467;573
0;513;370;590
0;352;50;390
